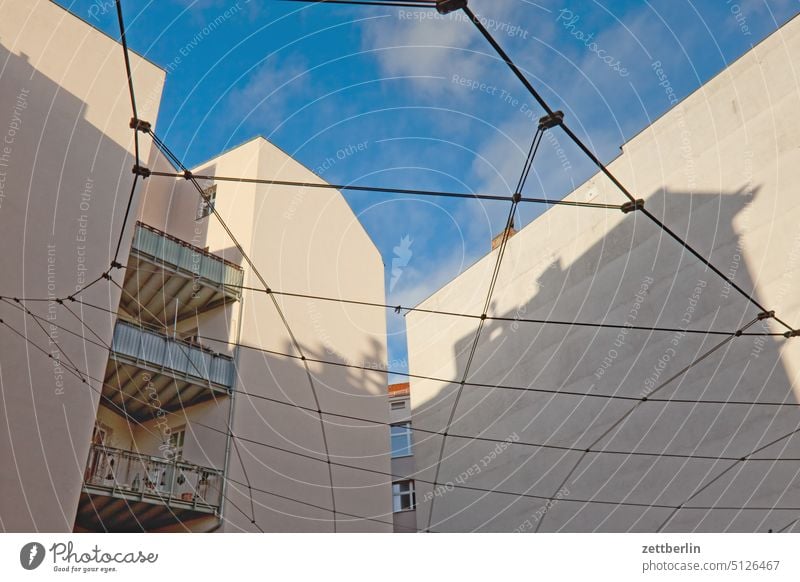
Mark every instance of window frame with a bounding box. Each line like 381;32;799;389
198;185;217;219
392;480;416;512
390;421;413;458
167;426;186;461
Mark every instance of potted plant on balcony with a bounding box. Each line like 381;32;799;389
176;471;194;502
101;458;116;487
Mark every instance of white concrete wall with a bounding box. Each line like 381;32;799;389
407;15;800;532
0;1;164;532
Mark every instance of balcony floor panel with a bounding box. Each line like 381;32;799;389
75;491;216;532
102;360;227;422
123;256;238;325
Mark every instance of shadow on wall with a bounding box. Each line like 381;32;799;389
0;41;140;295
138;159;244;268
414;186;800;532
0;41;152;531
135;144;395;532
224;331;394;532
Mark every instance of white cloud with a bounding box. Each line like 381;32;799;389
468;6;683;185
225;54;311;133
359;0;538;95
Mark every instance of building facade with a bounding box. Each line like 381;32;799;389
407;15;800;532
0;1;392;533
388;382;416;532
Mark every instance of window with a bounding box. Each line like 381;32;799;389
198;185;217;219
390;400;406;410
392;480;415;512
167;427;185;460
390;422;412;458
91;424;107;446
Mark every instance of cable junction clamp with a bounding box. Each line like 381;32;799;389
132;164;151;178
784;330;800;338
436;0;467;15
538;110;564;131
757;310;775;320
129;118;152;133
621;199;645;214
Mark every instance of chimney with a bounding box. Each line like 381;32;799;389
491;222;517;251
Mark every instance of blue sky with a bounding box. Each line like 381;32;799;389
57;0;799;379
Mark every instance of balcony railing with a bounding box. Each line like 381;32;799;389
83;444;223;511
131;221;244;297
111;320;235;390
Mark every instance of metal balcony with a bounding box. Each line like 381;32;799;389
121;222;244;324
102;320;234;421
76;444;223;532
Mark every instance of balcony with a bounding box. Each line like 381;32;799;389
122;222;244;324
75;445;223;532
102;320;234;421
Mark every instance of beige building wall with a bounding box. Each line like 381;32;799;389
1;1;392;533
180;137;393;532
0;0;164;532
407;15;800;532
96;80;394;533
136;136;394;531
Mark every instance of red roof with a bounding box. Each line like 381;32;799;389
388;382;410;397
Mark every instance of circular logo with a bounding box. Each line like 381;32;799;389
19;542;45;570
